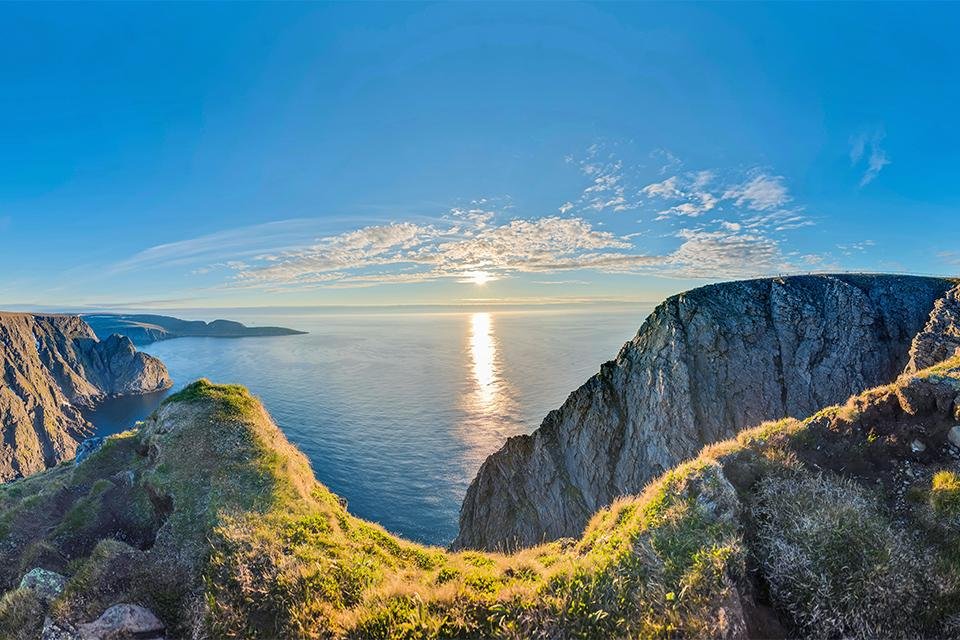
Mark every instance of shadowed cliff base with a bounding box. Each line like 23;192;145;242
454;274;957;551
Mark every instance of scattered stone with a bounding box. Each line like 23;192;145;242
77;604;164;640
911;439;927;453
948;425;960;449
75;437;106;464
41;617;80;640
20;568;67;602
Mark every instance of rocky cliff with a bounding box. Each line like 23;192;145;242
0;313;170;481
905;284;960;373
454;274;956;551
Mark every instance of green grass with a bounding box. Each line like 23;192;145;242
5;363;960;638
931;470;960;518
0;588;43;640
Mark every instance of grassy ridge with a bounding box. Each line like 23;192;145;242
3;364;960;638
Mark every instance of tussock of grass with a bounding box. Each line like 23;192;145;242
752;473;933;639
0;588;43;640
931;470;960;518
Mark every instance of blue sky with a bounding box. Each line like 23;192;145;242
1;2;959;309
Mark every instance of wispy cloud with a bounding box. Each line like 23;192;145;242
531;279;592;286
850;129;891;186
650;148;682;175
836;240;876;256
233;215;659;289
107;218;337;274
722;173;790;211
105;144;825;294
643;171;721;219
937;251;960;267
666;228;787;278
565;144;641;213
641;176;682;199
638;166;804;231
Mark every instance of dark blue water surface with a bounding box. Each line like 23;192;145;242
87;307;652;546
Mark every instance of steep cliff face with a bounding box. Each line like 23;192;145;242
0;313;170;480
905;284;960;374
454;274;956;551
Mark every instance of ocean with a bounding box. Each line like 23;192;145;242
84;306;653;546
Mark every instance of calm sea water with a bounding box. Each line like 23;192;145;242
85;306;653;546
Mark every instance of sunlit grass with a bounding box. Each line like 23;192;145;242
6;359;960;638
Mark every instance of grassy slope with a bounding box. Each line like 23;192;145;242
3;361;960;638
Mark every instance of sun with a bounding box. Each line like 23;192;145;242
466;271;493;286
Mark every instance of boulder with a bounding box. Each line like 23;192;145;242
77;604;164;640
75;437;106;464
42;617;81;640
19;568;67;602
949;425;960;449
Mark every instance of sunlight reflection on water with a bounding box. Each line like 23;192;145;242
460;312;522;471
88;307;652;545
469;312;497;407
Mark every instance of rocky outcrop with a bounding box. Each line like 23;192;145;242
905;283;960;373
454;274;955;551
77;604;165;640
0;313;170;481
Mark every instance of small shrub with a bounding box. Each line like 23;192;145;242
435;566;459;584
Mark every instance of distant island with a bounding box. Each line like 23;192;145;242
83;313;307;345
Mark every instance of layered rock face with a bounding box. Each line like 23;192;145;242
454;274;955;551
0;313;170;480
905;283;960;373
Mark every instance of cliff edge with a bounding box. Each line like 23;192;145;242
454;274;955;551
0;313;170;481
5;364;960;637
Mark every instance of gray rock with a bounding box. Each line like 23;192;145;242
77;604;164;640
42;617;81;640
911;439;927;453
20;567;67;602
455;275;954;551
948;426;960;449
905;284;960;373
75;437;106;464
